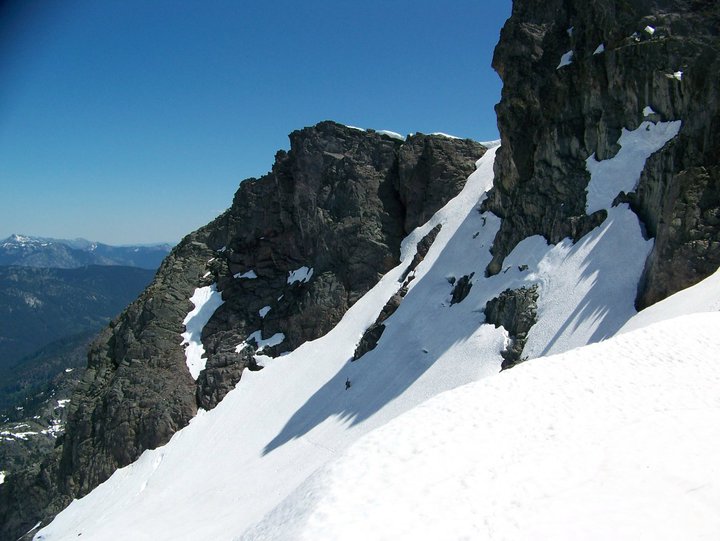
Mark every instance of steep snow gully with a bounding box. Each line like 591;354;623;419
36;116;720;540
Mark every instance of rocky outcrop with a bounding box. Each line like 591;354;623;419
396;136;485;232
450;273;474;305
484;0;720;308
353;224;443;361
399;224;442;283
0;122;485;539
484;285;539;370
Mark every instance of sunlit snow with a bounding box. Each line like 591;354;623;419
35;132;716;540
246;313;720;541
620;267;720;334
430;132;460;139
235;331;286;353
41;420;63;437
0;429;38;441
180;285;225;380
585;118;681;214
376;130;405;141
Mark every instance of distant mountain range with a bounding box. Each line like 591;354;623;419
0;237;167;486
0;234;172;269
0;265;157;370
0;264;156;481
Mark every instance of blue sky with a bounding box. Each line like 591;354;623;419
0;0;512;245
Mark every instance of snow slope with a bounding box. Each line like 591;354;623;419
620;267;720;334
36;146;505;541
36;118;698;540
245;312;720;541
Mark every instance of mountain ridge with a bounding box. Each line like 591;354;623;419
0;123;489;539
0;235;172;270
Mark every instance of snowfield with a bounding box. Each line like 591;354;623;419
245;312;720;541
36;121;720;540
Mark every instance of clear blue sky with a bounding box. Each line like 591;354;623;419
0;0;512;245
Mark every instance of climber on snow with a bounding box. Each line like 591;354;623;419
345;377;352;390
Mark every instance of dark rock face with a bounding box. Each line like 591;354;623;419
484;285;539;370
353;321;388;361
0;121;485;539
396;135;485;233
399;224;442;283
635;163;720;306
485;0;720;307
353;224;443;361
196;346;258;411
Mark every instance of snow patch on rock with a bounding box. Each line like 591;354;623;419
557;50;573;69
585;119;682;214
234;270;258;279
287;266;313;285
181;285;225;380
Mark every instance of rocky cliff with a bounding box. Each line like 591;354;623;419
0;122;484;539
483;0;720;308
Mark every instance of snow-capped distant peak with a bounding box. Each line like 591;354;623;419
2;234;45;247
8;234;32;243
